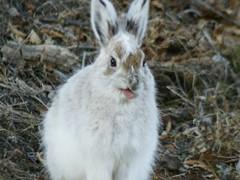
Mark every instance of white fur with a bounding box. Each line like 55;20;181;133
42;0;160;180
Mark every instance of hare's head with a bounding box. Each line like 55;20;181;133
91;0;152;100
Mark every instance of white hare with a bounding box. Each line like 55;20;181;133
42;0;160;179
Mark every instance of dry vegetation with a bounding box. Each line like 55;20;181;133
0;0;240;179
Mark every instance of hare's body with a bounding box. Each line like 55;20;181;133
44;62;158;180
43;0;160;180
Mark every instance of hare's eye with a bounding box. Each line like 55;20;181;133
143;58;146;67
110;57;117;67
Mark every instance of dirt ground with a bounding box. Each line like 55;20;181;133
0;0;240;179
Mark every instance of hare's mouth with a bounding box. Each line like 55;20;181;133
120;88;134;99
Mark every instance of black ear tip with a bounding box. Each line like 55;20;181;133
142;0;147;7
99;0;106;7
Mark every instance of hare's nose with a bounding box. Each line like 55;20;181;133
128;74;139;91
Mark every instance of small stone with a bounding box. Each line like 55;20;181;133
8;7;20;17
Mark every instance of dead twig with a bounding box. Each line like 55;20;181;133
194;0;240;28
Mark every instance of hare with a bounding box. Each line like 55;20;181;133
42;0;160;179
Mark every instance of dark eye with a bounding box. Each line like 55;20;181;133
110;56;117;67
143;58;146;67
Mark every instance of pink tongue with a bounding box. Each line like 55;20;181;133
122;89;134;99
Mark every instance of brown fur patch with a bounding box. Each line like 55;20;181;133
113;41;124;59
122;51;142;72
104;42;123;76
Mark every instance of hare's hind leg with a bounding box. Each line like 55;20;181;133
114;149;155;180
85;155;114;180
114;162;151;180
115;159;153;180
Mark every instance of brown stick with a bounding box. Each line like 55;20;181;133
1;42;80;72
194;0;240;28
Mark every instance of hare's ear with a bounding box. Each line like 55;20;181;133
126;0;149;45
91;0;119;46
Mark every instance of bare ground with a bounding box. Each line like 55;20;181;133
0;0;240;179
